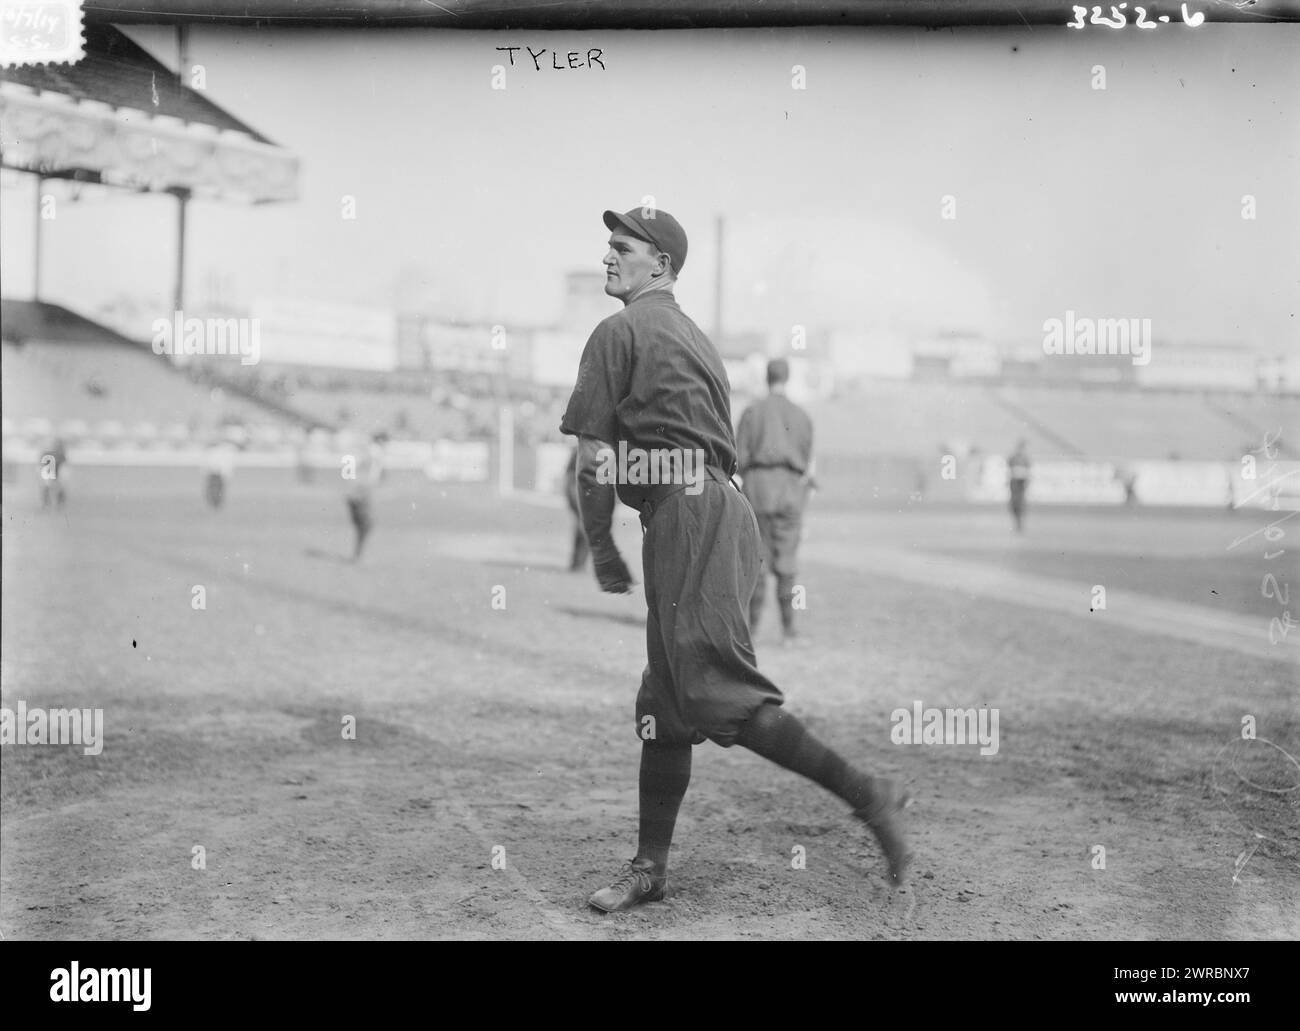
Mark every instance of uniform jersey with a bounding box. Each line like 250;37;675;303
560;291;736;508
561;288;782;748
347;444;384;502
736;395;812;474
1008;452;1031;483
43;441;67;474
736;394;813;515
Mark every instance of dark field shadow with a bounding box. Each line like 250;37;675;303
478;557;574;573
303;546;352;564
554;605;645;628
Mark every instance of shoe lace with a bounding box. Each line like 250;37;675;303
609;860;653;894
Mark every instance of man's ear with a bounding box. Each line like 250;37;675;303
653;251;673;278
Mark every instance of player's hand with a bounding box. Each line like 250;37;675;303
593;548;635;594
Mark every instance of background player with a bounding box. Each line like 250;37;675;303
202;437;236;509
563;205;912;913
38;437;68;510
736;357;815;645
345;431;388;561
1007;439;1031;533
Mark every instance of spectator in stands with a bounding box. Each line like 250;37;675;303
39;438;69;510
1007;439;1031;532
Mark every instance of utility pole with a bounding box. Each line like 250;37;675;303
713;214;724;344
177;24;189;86
33;175;43;302
173;188;190;314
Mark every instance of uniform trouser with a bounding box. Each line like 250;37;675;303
566;495;589;570
749;507;802;631
634;472;784;747
347;498;373;548
205;473;225;508
1009;481;1027;527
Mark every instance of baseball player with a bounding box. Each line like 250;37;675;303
344;432;387;561
202;438;236;509
562;206;912;913
38;437;68;510
736;357;814;644
1007;439;1031;533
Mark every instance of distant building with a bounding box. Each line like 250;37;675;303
1135;343;1265;392
253;296;398;371
530;328;586;387
560;270;618;332
397;315;533;380
827;328;912;381
912;331;1001;379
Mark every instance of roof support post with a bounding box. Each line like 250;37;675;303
173;186;191;314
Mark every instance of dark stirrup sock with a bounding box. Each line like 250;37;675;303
735;702;878;812
637;741;693;874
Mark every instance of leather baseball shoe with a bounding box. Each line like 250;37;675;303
588;857;665;913
852;778;914;888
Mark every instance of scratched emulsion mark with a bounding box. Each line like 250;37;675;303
1210;730;1300;886
0;0;84;69
1228;429;1299;648
1217;427;1300;885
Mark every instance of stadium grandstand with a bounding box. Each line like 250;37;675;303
2;27;1292;507
0;23;303;470
2;299;310;445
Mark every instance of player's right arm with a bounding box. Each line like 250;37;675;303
575;436;633;593
561;319;635;595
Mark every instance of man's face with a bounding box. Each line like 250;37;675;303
604;232;665;300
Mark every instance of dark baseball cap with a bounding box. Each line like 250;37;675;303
603;206;688;276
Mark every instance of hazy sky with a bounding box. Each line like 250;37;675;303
2;24;1297;349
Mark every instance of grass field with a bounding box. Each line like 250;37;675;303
2;467;1297;940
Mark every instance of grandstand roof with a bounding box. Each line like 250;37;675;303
0;24;297;202
2;23;273;143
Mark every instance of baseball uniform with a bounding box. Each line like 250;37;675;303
736;390;813;636
1007;444;1031;532
561;290;783;746
567;207;912;913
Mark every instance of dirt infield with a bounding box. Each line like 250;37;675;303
2;469;1297;940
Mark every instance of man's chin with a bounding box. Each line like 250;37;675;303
603;280;625;299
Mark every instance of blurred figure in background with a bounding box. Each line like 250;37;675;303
1008;439;1032;532
39;437;68;510
203;439;236;509
564;444;590;572
346;431;388;561
736;358;815;645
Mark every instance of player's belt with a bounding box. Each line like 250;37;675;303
742;463;806;475
636;464;734;521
